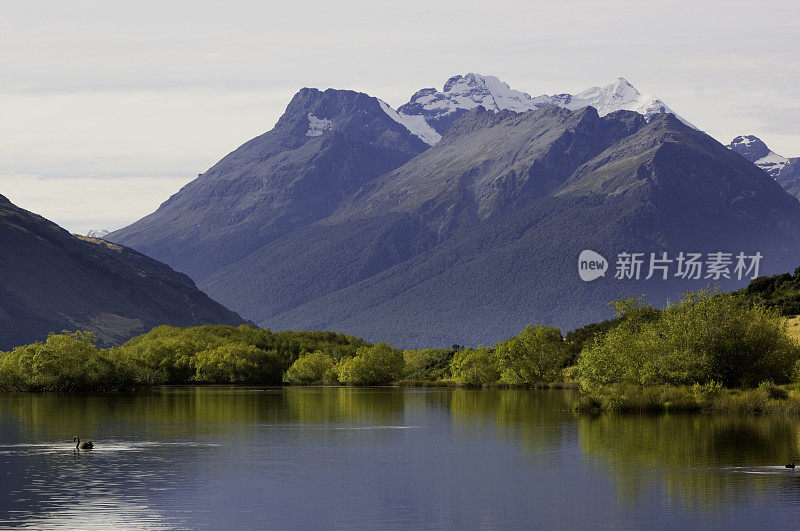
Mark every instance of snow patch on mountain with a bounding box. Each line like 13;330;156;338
755;151;790;172
378;99;441;145
306;113;332;137
86;228;110;239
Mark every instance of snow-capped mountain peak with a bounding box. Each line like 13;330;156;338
438;73;547;113
728;135;790;177
86;228;110;239
569;77;641;109
563;77;693;127
396;73;555;135
394;74;694;138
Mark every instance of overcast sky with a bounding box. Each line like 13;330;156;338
1;0;798;233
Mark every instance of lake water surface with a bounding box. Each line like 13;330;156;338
1;387;800;529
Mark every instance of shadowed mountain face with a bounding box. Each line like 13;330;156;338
111;97;800;348
0;196;245;349
109;88;429;282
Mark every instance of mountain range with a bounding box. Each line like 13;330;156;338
108;74;800;347
0;195;245;349
728;135;800;199
397;74;694;139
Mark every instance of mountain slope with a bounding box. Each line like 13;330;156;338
199;106;645;322
201;109;800;346
109;88;431;282
337;106;646;235
264;114;800;346
0;195;245;349
728;135;800;199
397;74;692;136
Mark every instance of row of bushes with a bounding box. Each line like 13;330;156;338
0;323;575;391
283;324;570;387
0;325;369;391
284;343;405;385
3;289;799;399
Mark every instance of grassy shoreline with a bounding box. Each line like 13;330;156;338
574;382;800;416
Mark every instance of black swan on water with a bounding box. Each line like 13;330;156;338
73;436;94;450
785;462;795;469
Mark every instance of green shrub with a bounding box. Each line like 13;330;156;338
403;348;454;380
284;351;336;384
562;365;579;382
449;346;500;387
691;381;723;405
757;381;789;400
495;325;568;384
337;343;405;385
0;331;132;392
578;290;800;391
192;344;281;384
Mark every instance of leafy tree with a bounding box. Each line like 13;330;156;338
192;344;281;384
741;267;800;316
578;290;800;390
657;290;798;387
449;346;499;386
495;325;568;384
0;331;127;391
284;351;336;384
337;343;405;385
565;302;660;364
403;348;454;380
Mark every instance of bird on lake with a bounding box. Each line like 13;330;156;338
73;436;94;450
785;462;795;469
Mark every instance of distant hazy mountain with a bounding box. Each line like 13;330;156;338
0;195;245;349
397;74;693;136
110;88;430;283
86;228;110;239
109;86;800;347
728;135;800;199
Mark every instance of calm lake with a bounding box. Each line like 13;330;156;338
1;387;800;529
